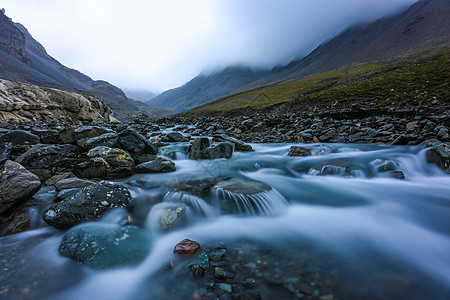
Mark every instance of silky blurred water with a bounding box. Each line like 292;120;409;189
1;143;449;300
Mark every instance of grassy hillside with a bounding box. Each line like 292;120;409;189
184;49;449;115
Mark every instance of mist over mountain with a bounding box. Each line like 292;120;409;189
246;0;449;89
148;66;268;112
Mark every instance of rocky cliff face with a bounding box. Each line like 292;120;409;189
0;11;30;66
0;79;110;123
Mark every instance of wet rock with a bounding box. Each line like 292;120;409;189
174;238;201;256
118;128;158;155
88;146;135;169
311;160;352;176
200;142;234;159
0;161;41;215
31;129;61;144
187;252;209;278
45;172;76;186
106;167;136;180
318;129;336;142
72;157;112;178
15;144;80;170
0;144;11;168
189;137;210;160
422;139;450;171
0;130;40;145
74;126;113;148
135;157;176;173
59;127;76;144
56;188;81;202
160;206;186;231
377;160;397;172
214;179;271;195
133;153;157;165
166;132;189;142
389;170;406;179
30;169;52;183
59;223;150;269
2;213;32;236
43;181;132;229
55;178;95;191
213;135;253;152
289;146;311;157
83;132;118;150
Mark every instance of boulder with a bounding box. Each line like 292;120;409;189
166;132;189;142
74;126;113;148
59;223;150;269
422;139;450;172
0;161;41;215
135;157;176;173
55;178;95;191
1;213;32;236
15;144;81;170
56;188;81;202
31;129;61;144
88;146;135;168
0;144;11;168
117;128;158;155
72;157;112;178
106;167;136;180
45;172;76;186
213;135;253;152
200;142;233;159
0;130;40;145
59;127;76;144
174;239;201;256
83;133;119;150
288;146;311;157
43;181;133;229
188;137;210;160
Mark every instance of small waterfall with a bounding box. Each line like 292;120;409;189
162;191;217;217
212;180;288;217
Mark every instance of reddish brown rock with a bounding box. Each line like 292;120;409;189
173;239;201;256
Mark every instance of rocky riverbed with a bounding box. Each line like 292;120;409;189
0;111;449;299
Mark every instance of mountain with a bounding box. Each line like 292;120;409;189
0;10;165;120
185;0;449;115
147;66;269;112
124;90;158;102
246;0;449;89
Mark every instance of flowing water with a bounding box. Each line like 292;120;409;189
1;143;449;299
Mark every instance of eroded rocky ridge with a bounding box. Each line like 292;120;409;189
0;79;110;122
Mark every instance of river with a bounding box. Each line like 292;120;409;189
1;142;449;299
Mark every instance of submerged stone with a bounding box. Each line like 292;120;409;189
43;181;132;229
59;223;150;269
160;206;186;231
187;252;210;279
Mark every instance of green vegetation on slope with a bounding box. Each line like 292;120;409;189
185;49;449;115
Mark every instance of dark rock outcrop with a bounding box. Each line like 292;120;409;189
42;181;132;229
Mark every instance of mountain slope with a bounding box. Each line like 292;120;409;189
246;0;449;89
148;66;268;112
0;10;165;119
185;0;449;116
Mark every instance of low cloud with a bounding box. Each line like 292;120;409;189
3;0;417;92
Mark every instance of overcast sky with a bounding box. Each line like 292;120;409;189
3;0;417;93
